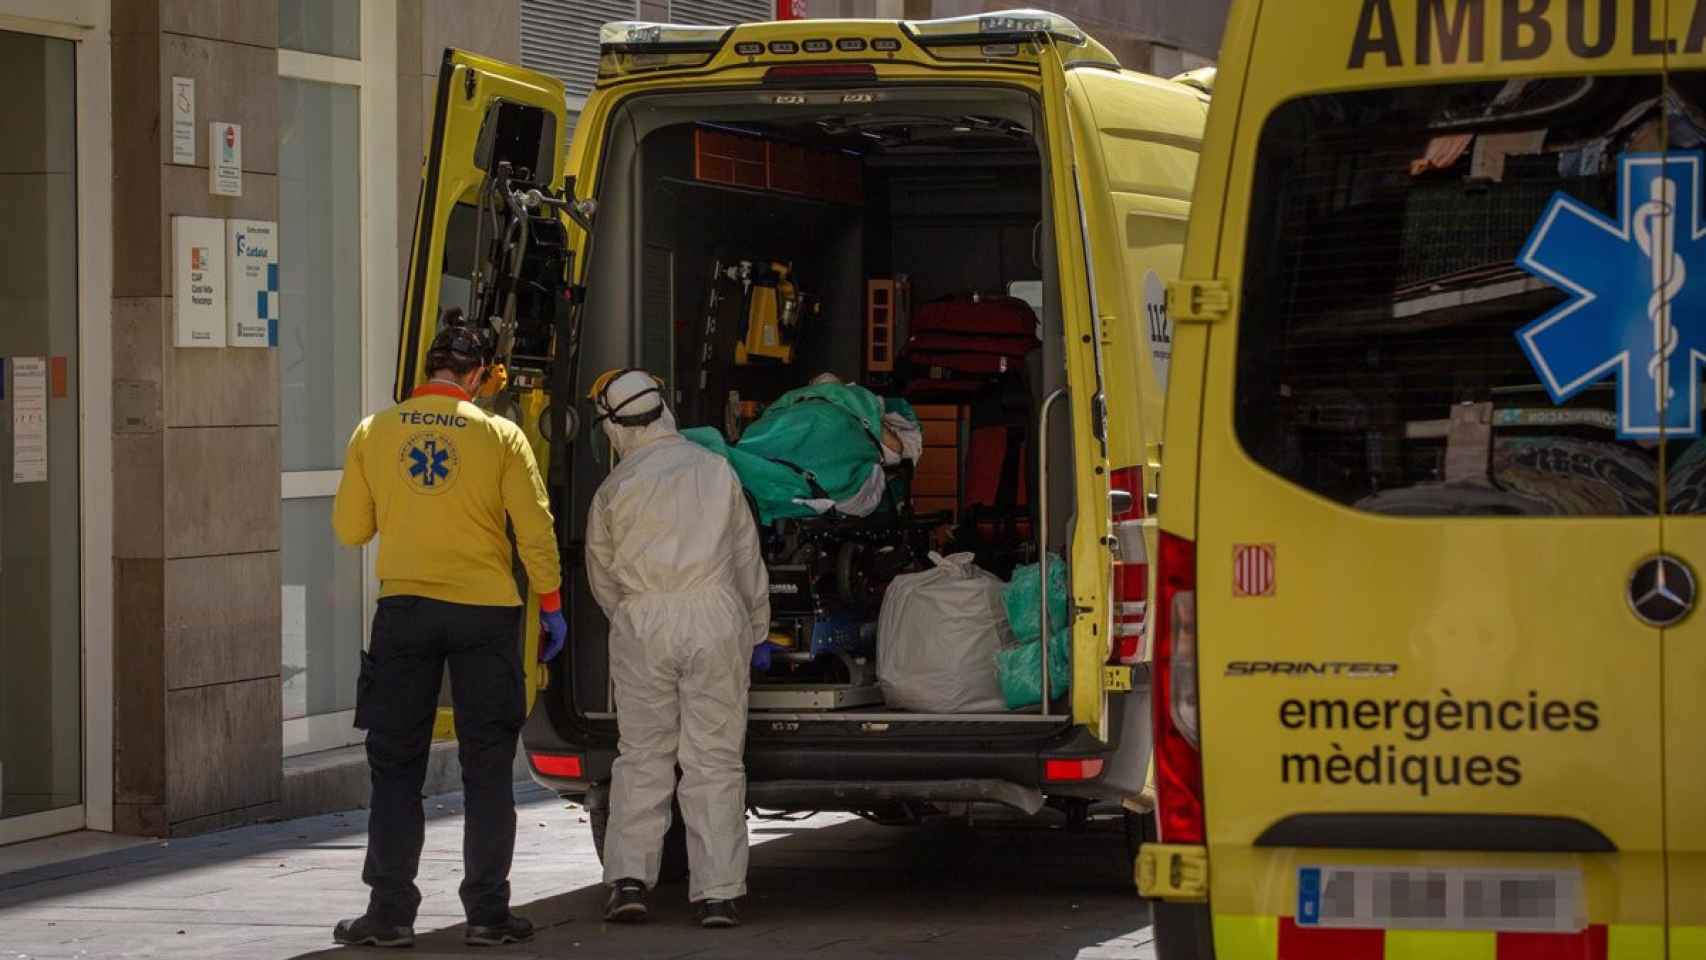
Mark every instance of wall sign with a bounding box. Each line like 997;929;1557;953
227;219;278;347
173;216;227;348
171;76;195;165
12;357;47;484
209;121;242;197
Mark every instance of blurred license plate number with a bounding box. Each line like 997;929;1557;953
1297;867;1584;932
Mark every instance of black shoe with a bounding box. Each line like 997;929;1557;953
604;878;649;923
697;899;740;929
333;915;416;948
465;913;535;946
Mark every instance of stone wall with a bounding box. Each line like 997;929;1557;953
111;0;285;838
108;0;522;837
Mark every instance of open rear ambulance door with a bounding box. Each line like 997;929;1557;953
397;49;570;399
397;50;573;736
1056;66;1208;805
1035;40;1117;738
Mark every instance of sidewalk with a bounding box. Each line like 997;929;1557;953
0;785;1155;960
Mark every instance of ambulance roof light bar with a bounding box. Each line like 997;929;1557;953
599;21;733;55
901;9;1088;47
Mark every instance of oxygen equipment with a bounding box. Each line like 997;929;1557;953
731;260;819;366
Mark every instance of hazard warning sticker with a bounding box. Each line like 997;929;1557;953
1233;543;1276;598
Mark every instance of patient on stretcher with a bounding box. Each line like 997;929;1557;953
682;376;923;523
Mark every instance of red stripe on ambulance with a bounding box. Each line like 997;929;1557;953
1496;925;1608;960
1278;918;1383;960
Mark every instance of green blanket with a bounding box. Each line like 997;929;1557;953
683;383;917;523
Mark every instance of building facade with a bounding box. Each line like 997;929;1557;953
0;0;525;845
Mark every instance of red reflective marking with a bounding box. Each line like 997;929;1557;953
1278;918;1384;960
529;753;583;779
1496;926;1607;960
1233;544;1276;597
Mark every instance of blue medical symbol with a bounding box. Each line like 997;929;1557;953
1517;152;1706;439
408;439;451;487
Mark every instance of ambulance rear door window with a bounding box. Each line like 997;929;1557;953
1661;70;1706;515
1235;76;1671;517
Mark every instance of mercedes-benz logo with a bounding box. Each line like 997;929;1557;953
1628;555;1697;627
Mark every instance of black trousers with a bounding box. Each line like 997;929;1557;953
355;596;525;927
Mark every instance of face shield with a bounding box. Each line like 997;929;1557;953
585;368;669;463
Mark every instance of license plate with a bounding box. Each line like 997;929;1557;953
1297;866;1585;933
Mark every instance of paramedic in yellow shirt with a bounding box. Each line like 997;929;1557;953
327;310;565;949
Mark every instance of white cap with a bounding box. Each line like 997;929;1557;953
810;372;843;386
602;369;664;419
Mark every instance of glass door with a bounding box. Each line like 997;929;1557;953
0;29;82;835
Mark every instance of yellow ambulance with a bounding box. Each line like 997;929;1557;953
1142;0;1706;957
393;13;1207;870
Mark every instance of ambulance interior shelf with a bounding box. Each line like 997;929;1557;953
1404;387;1622;480
1367;383;1667;517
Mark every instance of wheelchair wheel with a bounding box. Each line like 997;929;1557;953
836;540;869;610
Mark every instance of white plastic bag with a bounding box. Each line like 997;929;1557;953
878;552;1010;713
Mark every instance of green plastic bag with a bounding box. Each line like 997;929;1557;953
683;383;915;523
1003;556;1068;643
996;629;1070;710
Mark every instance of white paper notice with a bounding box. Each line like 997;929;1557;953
12;358;47;484
209;121;242;197
171;77;195;165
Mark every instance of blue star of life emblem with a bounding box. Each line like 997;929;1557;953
1516;151;1706;439
409;439;451;486
397;429;460;496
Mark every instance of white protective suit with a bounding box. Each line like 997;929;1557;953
585;378;770;903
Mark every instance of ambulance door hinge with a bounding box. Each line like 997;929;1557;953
1167;279;1231;324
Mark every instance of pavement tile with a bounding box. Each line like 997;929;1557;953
0;784;1150;959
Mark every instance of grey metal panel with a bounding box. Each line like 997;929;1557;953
520;0;639;98
666;0;774;25
640;243;674;380
520;0;772;98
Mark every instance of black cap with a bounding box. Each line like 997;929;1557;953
427;308;494;367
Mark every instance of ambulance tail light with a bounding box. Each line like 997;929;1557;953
1110;466;1148;665
528;751;585;780
1152;530;1204;844
1043;758;1105;782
